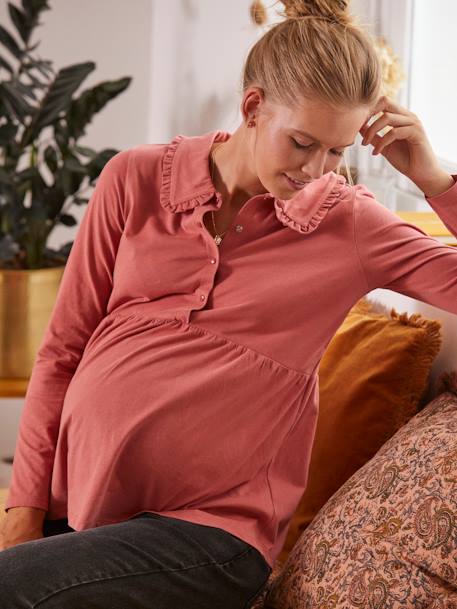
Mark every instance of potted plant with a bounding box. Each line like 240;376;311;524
0;0;132;380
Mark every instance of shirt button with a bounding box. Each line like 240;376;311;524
235;224;243;232
200;294;206;301
209;258;216;264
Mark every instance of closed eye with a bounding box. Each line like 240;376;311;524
291;138;344;157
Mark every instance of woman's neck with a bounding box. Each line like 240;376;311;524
210;126;268;212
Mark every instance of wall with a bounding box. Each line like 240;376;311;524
148;0;283;141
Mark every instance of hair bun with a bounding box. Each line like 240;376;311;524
279;0;351;25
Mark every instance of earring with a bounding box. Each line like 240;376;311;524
247;116;256;127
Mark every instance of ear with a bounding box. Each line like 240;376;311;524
241;86;265;122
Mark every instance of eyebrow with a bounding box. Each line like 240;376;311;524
292;128;355;148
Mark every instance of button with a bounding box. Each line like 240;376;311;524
235;224;243;232
209;258;216;264
200;294;206;301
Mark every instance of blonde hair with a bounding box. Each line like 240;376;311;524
242;0;383;185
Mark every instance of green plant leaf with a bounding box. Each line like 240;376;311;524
0;234;20;263
41;183;65;219
73;144;96;159
85;148;119;181
24;70;48;91
20;61;96;146
21;0;51;20
0;22;23;61
0;167;15;185
0;54;14;74
54;119;68;152
23;56;54;79
43;144;58;173
8;3;30;45
0;122;18;145
16;165;39;181
66;76;132;141
0;81;35;122
13;77;38;101
58;213;77;226
58;154;87;196
73;196;89;205
63;155;86;174
24;166;48;210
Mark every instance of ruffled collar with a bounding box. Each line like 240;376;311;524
159;129;351;236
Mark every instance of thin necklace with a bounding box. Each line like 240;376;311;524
209;143;228;246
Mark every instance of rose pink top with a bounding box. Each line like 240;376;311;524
5;129;457;568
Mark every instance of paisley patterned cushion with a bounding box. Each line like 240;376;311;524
250;378;457;608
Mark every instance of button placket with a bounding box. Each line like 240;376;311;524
193;201;249;310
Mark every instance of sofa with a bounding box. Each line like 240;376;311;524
1;297;456;607
251;377;457;607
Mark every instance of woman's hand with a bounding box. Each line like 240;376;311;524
359;95;454;197
0;507;45;551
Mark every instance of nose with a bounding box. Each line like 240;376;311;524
301;152;327;180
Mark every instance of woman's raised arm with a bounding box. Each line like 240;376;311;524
354;175;457;314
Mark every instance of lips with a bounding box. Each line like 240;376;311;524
284;173;311;190
288;175;309;184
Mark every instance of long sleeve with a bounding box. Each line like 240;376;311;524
354;174;457;314
5;149;131;513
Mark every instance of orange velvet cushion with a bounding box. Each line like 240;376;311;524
278;296;443;565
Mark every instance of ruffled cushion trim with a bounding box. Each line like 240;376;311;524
274;174;350;235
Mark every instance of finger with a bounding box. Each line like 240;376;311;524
360;108;395;134
371;124;412;155
361;112;412;145
371;95;411;117
362;96;413;136
359;114;389;140
363;110;414;134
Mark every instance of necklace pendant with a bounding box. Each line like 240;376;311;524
214;234;223;246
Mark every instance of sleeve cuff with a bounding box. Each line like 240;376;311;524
425;174;457;202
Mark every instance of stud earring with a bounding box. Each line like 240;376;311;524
247;116;256;127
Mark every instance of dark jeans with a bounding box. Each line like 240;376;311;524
0;512;272;608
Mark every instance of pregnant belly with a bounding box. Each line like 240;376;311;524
55;313;306;513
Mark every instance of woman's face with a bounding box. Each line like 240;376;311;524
249;91;371;199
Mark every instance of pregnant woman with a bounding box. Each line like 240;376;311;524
1;0;456;607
